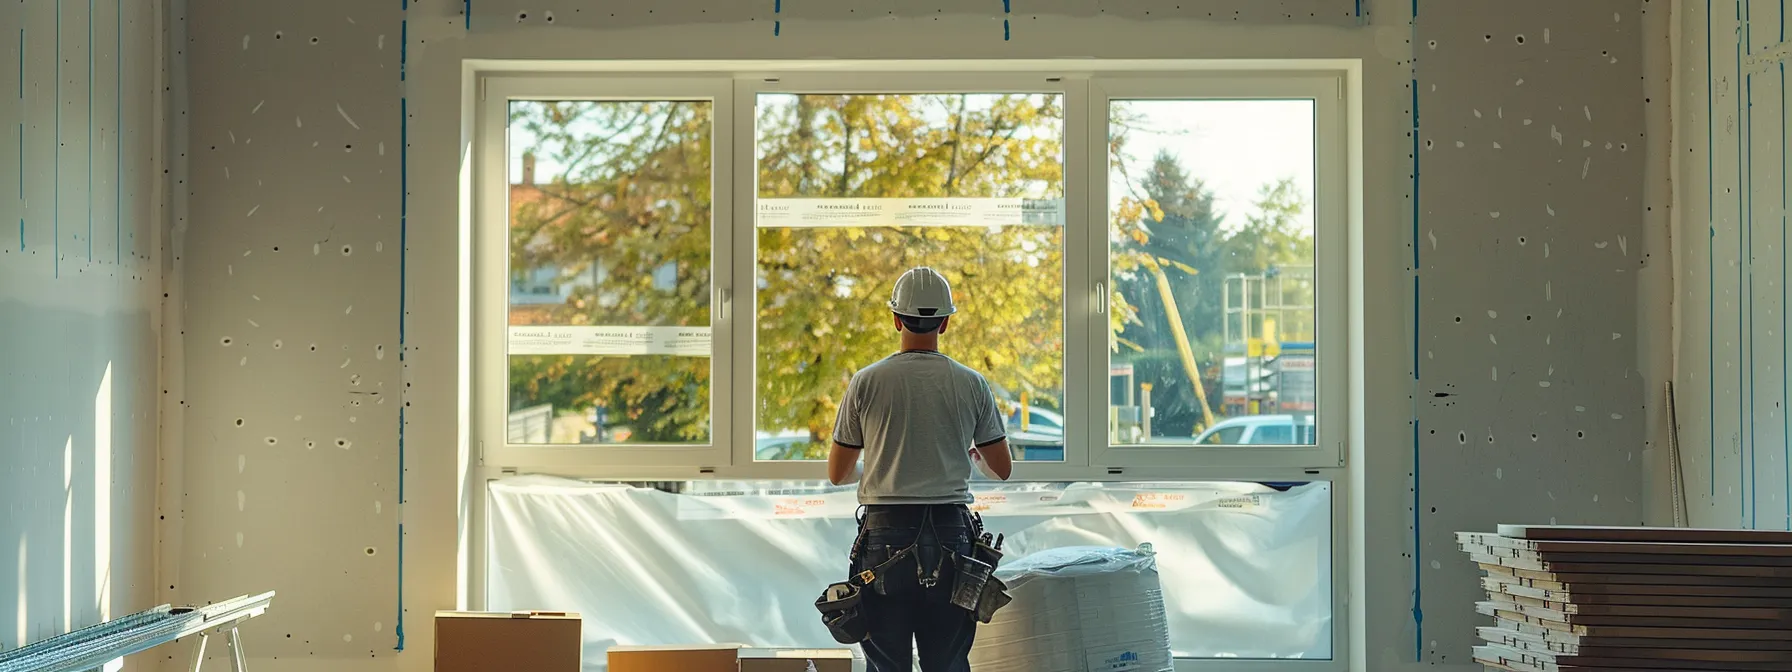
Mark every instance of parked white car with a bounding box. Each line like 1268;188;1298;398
1188;415;1315;446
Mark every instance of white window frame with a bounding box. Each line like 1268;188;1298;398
473;75;737;471
1088;74;1348;471
467;62;1355;670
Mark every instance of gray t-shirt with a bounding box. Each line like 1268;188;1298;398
831;350;1007;505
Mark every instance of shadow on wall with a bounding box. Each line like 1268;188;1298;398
0;300;156;653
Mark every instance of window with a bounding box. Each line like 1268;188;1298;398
751;91;1066;463
1090;77;1346;470
471;66;1351;667
505;99;717;447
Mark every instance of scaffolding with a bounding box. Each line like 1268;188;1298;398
1222;267;1316;421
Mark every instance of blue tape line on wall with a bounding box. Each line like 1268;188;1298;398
54;0;61;278
1408;0;1421;659
116;0;122;263
88;0;94;263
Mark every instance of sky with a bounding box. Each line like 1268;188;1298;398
1115;99;1316;236
507;95;1316;236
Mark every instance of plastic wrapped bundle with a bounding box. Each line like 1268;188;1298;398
968;544;1172;672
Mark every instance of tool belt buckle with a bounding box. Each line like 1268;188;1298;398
856;570;876;585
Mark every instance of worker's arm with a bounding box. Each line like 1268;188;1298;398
970;376;1013;480
829;375;865;486
828;443;863;485
972;439;1013;480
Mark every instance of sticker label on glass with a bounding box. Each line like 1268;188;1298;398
507;326;712;357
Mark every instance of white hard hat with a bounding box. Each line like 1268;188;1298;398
888;267;957;318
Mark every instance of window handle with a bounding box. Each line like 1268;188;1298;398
1095;282;1107;314
720;288;732;322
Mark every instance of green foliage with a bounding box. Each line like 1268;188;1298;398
504;100;715;443
753;94;1066;447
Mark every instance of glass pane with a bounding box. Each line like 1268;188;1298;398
488;478;1333;661
1107;99;1317;447
752;93;1066;462
505;100;714;445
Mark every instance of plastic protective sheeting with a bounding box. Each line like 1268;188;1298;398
486;477;1332;670
971;546;1173;672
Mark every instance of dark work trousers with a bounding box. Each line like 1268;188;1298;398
851;503;978;672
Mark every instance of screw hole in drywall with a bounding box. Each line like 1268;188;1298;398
235;418;245;427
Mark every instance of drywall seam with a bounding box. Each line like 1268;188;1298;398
1644;0;1681;528
1710;0;1718;500
1407;0;1422;660
154;0;189;614
397;0;409;652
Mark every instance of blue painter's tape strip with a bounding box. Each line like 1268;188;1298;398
396;89;409;652
55;0;61;279
395;523;406;650
400;20;407;82
116;0;122;264
774;0;781;35
1004;19;1009;41
88;0;94;263
465;0;470;30
1409;0;1422;655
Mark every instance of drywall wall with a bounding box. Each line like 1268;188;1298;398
158;0;1667;670
157;0;406;668
1672;0;1792;530
1411;0;1666;664
0;0;167;668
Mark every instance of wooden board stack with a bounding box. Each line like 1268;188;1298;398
1459;524;1792;672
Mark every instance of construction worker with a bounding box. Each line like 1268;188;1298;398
827;266;1014;672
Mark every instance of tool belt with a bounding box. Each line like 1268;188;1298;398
815;508;1013;644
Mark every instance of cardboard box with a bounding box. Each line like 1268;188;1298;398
738;648;854;672
434;611;582;672
607;644;740;672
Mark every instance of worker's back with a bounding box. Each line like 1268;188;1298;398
833;350;1004;506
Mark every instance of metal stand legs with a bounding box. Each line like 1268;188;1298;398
187;634;207;672
187;628;248;672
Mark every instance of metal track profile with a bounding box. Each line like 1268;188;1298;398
0;592;275;672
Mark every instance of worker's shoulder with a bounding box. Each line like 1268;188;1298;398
854;352;986;382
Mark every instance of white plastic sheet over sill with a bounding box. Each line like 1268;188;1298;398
486;477;1333;670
